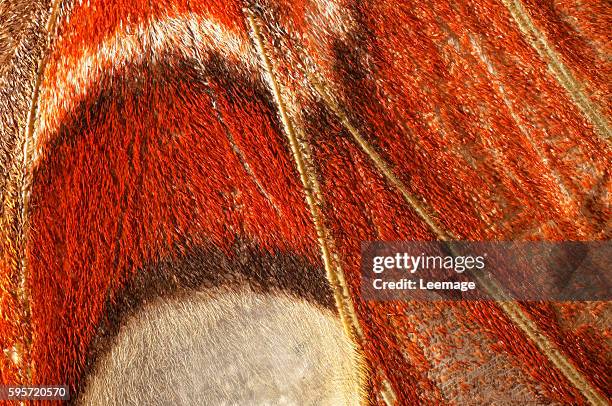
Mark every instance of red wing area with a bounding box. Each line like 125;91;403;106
0;0;610;404
0;0;52;390
23;0;325;398
249;0;610;403
518;0;611;117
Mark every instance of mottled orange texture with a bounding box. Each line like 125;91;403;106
0;0;609;404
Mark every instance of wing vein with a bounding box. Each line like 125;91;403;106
310;74;608;406
501;0;611;145
245;11;380;405
245;11;362;341
17;0;63;383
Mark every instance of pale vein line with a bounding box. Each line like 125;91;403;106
17;0;63;386
379;378;398;405
310;78;608;405
246;13;363;341
501;0;611;144
213;95;282;215
246;12;378;405
310;79;456;241
184;22;281;216
468;34;574;208
496;297;609;406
